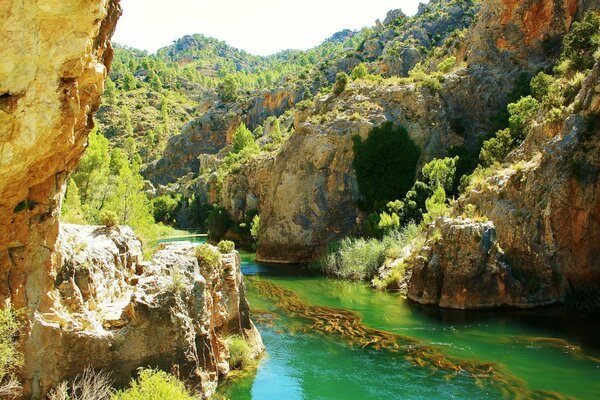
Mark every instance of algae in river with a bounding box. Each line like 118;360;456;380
217;251;600;400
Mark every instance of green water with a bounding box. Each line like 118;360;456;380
219;251;600;400
161;238;600;399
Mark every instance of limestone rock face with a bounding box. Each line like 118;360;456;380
410;59;600;309
145;86;303;186
250;0;596;263
407;218;531;309
459;59;600;304
0;0;120;307
25;224;263;398
255;84;455;263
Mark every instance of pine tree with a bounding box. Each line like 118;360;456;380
232;123;257;153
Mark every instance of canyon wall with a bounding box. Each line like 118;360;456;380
24;224;262;398
0;0;120;310
407;57;600;309
252;0;591;263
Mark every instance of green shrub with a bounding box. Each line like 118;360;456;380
99;209;119;228
530;72;554;101
112;368;194;400
421;156;458;194
362;212;381;238
333;72;349;96
217;240;235;253
232;123;258;154
152;195;180;224
422;186;451;224
0;307;22;398
507;96;540;142
351;63;368;80
562;11;600;71
194;244;222;270
479;128;514;167
352;122;420;208
226;335;252;370
219;75;238;103
372;262;407;291
321;237;387;280
437;56;457;73
378;212;400;234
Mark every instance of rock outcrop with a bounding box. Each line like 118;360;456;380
408;55;600;309
145;87;303;186
0;0;120;307
255;82;455;262
407;218;530;309
0;2;122;396
25;224;263;398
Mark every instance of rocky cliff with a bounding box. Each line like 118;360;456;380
24;224;262;398
0;1;122;396
406;55;600;309
0;0;120;308
145;86;303;186
250;0;593;263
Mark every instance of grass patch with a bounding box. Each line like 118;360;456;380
225;335;252;370
0;307;22;398
112;368;194;400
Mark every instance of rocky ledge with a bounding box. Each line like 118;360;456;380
23;224;263;398
406;218;556;309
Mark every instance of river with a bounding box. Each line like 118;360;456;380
162;239;600;399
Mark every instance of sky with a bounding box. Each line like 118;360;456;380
112;0;422;56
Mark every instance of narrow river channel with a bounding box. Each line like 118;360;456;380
164;239;600;399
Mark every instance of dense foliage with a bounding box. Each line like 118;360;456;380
352;123;421;209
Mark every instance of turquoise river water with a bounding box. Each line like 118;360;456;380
163;239;600;399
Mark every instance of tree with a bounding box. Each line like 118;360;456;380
351;63;368;80
507;95;539;142
421;157;458;193
352;122;420;207
269;119;282;143
232;123;257;153
61;179;86;224
104;156;153;228
530;72;554;101
423;186;450;224
333;72;349;95
562;11;600;71
122;72;137;91
149;72;163;91
479;128;514;167
153;195;180;224
219;75;238;102
72;129;110;204
104;76;117;105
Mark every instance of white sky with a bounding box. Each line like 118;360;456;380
112;0;422;56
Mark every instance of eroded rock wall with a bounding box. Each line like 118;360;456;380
0;0;120;311
407;58;600;309
251;0;595;263
26;224;263;398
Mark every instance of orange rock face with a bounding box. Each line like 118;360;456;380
488;0;579;52
0;0;121;397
